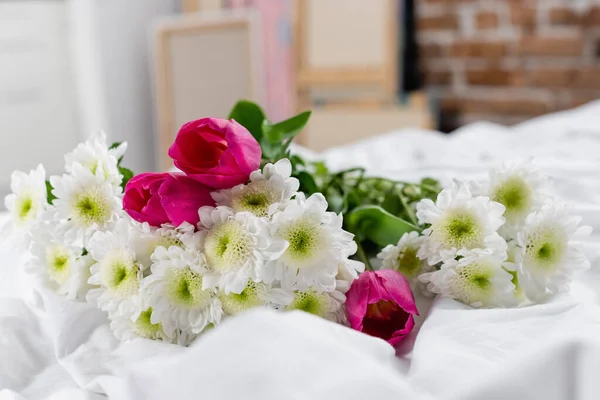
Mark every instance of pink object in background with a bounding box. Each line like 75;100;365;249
226;0;294;122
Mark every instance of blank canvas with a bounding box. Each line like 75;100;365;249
154;13;263;169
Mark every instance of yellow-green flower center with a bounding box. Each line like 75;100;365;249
159;236;184;249
524;225;566;272
19;197;33;219
279;217;327;266
286;290;328;317
134;307;164;339
492;176;531;222
396;246;422;278
100;251;140;297
436;209;482;249
204;220;253;272
232;181;277;217
72;187;111;226
165;267;211;309
220;281;264;315
45;244;73;285
451;261;496;306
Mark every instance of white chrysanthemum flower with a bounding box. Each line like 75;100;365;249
199;206;288;294
335;258;366;294
142;246;222;335
515;201;591;302
211;158;300;217
420;249;516;308
276;288;347;323
377;231;431;280
50;163;122;243
4;164;47;232
133;221;202;267
110;303;176;343
218;280;291;316
416;181;507;265
27;223;88;299
64;130;127;188
377;231;435;296
474;159;548;237
87;219;144;316
267;193;357;291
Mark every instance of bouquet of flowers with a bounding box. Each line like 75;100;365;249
4;100;591;347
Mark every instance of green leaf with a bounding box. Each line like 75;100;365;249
381;190;402;215
345;205;419;247
262;120;283;144
289;154;306;171
271;111;311;141
314;161;329;176
342;188;362;213
45;180;57;204
295;171;318;195
325;187;344;214
228;100;266;141
119;166;134;190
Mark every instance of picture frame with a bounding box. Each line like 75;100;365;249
153;12;264;170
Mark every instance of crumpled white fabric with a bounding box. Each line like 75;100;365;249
2;101;600;399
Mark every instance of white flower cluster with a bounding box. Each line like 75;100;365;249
377;160;591;308
4;135;362;345
4;131;125;300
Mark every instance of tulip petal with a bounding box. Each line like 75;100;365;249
223;119;261;174
345;271;373;331
388;315;415;346
187;172;252;190
368;271;391;304
123;172;170;227
159;174;215;226
376;269;419;315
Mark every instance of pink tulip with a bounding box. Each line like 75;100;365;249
123;172;170;227
158;174;215;226
123;172;215;227
168;118;261;190
345;270;418;346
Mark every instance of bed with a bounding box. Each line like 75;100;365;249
2;101;600;400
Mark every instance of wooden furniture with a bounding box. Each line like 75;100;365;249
292;0;435;151
294;0;399;108
181;0;223;13
153;12;264;170
297;92;434;151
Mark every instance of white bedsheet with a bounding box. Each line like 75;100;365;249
2;101;600;400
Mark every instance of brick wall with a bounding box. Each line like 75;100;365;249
417;0;600;130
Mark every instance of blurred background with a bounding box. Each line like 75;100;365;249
1;0;599;195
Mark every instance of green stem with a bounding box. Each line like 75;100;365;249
355;240;374;271
361;177;438;193
398;189;419;227
324;167;365;193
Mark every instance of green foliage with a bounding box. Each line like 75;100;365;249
119;166;134;189
229;100;311;163
345;206;418;247
227;100;443;268
109;141;134;190
46;180;57;204
228;100;266;142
